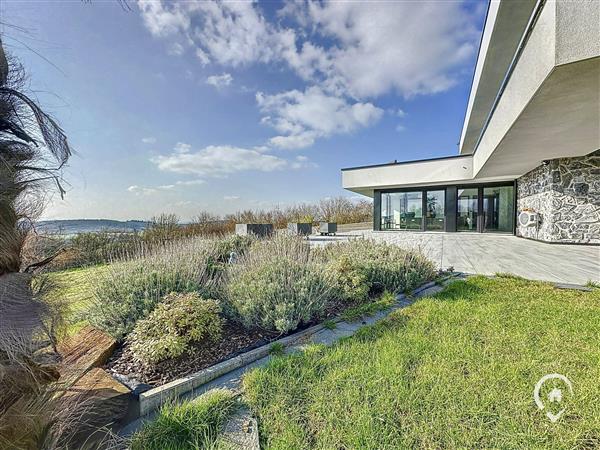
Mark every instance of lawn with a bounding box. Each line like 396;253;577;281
244;276;600;449
45;265;106;335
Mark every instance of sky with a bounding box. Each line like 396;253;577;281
0;0;487;221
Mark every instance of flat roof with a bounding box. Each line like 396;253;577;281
341;154;472;172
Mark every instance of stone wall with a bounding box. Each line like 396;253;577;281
516;150;600;244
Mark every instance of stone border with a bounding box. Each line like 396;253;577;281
137;277;454;417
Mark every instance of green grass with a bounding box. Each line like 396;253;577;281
322;319;337;330
243;276;600;449
339;291;396;322
130;389;237;450
44;265;106;335
270;342;285;356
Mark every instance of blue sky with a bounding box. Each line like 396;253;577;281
1;0;487;221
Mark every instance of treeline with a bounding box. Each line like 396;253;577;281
30;196;372;270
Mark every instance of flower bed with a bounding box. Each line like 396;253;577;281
84;234;437;389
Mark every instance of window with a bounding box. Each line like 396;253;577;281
483;186;514;232
425;190;445;231
457;188;478;231
381;191;423;230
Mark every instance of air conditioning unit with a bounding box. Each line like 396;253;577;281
518;211;539;227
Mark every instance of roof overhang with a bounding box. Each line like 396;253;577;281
342;155;514;197
459;0;537;155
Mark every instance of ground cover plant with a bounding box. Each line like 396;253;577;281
128;292;223;365
243;276;600;449
130;389;237;450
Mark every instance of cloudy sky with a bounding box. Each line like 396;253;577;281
1;0;487;221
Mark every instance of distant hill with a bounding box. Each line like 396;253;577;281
36;219;149;235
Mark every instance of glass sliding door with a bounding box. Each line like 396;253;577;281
457;187;478;231
380;191;422;230
483;185;514;232
425;190;445;231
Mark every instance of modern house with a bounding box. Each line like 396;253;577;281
342;0;599;244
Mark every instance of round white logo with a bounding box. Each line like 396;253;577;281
533;374;573;423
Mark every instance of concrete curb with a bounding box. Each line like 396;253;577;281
137;275;460;417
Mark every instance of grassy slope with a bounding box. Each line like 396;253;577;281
45;265;106;335
244;276;600;449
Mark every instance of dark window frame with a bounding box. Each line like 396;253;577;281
375;181;516;234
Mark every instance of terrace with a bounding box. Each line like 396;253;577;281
309;230;600;285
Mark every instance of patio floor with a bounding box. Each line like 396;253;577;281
309;230;599;284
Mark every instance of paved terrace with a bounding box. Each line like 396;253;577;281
309;231;599;285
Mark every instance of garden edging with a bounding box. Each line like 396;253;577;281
136;276;457;417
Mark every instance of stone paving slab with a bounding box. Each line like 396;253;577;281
309;231;599;284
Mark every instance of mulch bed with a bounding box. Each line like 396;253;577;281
105;301;350;388
105;323;277;387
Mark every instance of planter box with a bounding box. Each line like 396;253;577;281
235;223;273;237
319;222;337;235
287;222;312;236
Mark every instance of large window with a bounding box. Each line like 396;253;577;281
425;190;445;231
381;191;422;230
457;188;478;231
378;183;514;233
483;186;514;232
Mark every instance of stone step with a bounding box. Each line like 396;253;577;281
58;325;117;385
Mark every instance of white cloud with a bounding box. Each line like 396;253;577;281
137;1;190;37
291;155;318;169
151;144;293;177
175;179;205;186
224;195;240;201
127;185;158;196
142;136;157;144
174;142;191;153
168;42;185;56
295;1;479;98
138;1;480;99
257;86;383;149
206;73;233;88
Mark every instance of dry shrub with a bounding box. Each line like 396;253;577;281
87;237;224;340
225;234;336;333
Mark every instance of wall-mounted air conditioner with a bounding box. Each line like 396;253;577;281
518;211;539;227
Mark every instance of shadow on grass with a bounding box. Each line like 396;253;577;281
427;277;485;303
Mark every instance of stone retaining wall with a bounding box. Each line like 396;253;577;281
516;150;600;243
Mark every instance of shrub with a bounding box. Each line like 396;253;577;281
130;389;236;450
88;237;221;340
225;234;335;334
319;239;437;301
128;292;223;365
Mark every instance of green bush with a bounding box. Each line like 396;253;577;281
319;239;437;301
130;389;236;450
128;292;223;365
88;237;221;340
225;234;335;334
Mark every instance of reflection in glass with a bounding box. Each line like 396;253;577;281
483;186;514;232
425;190;445;231
381;191;423;230
457;188;478;231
